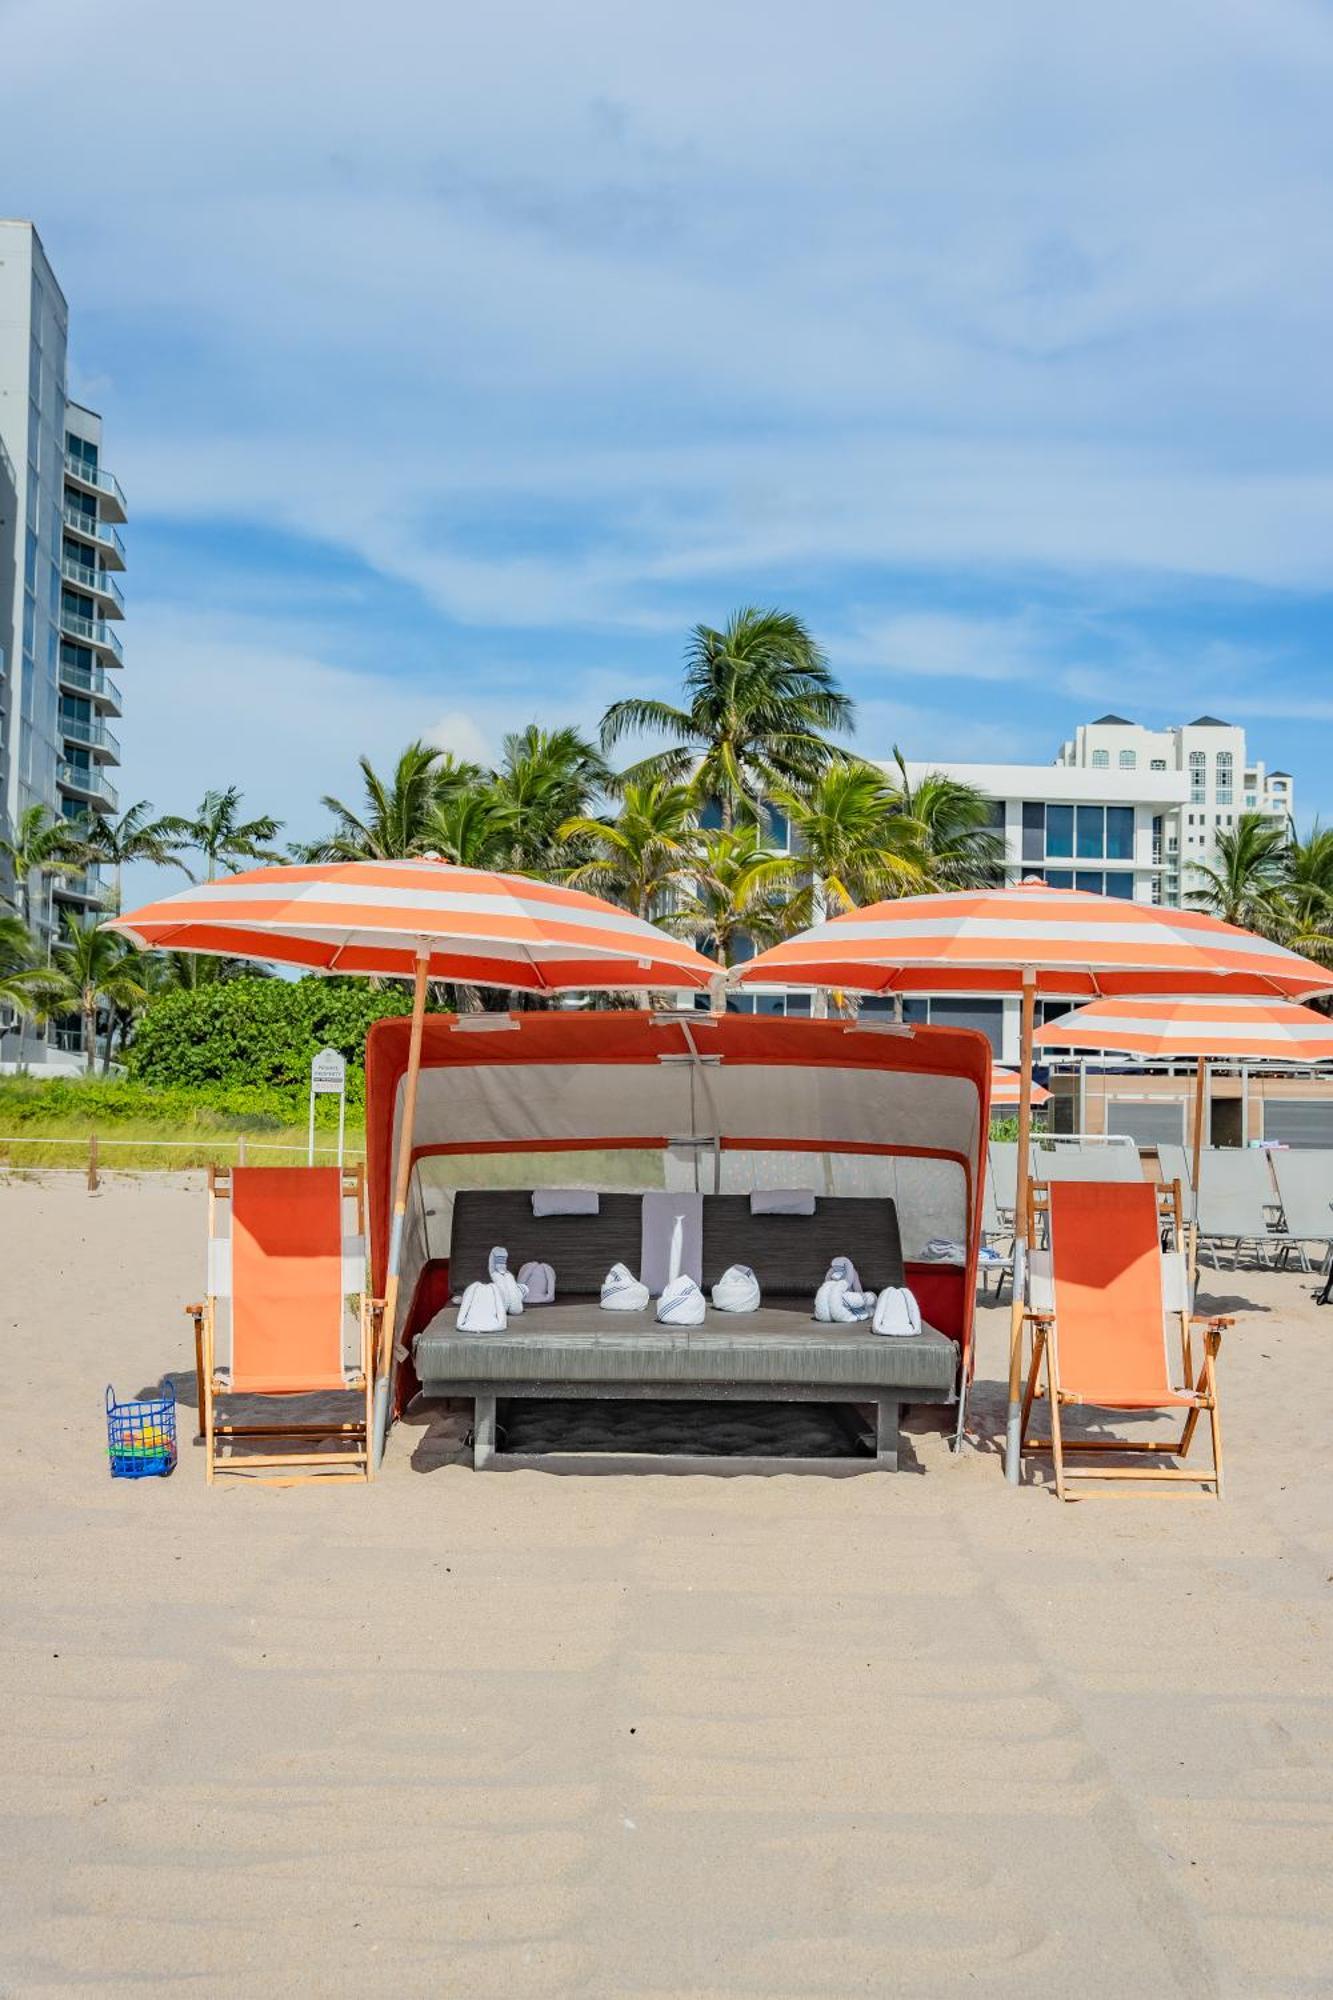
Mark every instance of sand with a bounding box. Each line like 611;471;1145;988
1;1173;1331;1998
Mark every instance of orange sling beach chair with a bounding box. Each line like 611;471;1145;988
1019;1179;1230;1499
187;1166;378;1482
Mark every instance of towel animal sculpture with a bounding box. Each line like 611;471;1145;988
488;1246;526;1314
711;1264;761;1313
871;1286;922;1338
814;1257;877;1323
656;1275;707;1325
517;1259;555;1305
600;1263;650;1312
456;1281;509;1333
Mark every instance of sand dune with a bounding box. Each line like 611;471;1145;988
2;1174;1331;1996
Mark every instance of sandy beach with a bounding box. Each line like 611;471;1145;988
2;1173;1331;1998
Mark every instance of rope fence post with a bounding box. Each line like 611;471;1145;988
86;1131;99;1192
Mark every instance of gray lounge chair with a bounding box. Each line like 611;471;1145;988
988;1142;1018;1221
1195;1148;1281;1268
1031;1140;1143;1183
1269;1150;1333;1277
979;1172;1013;1300
1156;1143;1194;1197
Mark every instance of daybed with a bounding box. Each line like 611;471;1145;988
364;1010;992;1475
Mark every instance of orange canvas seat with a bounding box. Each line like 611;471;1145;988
188;1166;379;1483
1020;1179;1228;1499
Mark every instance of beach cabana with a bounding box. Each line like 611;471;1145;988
732;880;1331;1481
364;1009;991;1470
109;859;720;1471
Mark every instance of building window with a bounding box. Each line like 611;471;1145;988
1091;749;1109;769
1075;870;1105;895
1021;801;1045;864
1105;806;1134;861
1119;749;1136;769
1045;803;1074;858
1076;805;1104;859
1043;869;1074;890
1151;757;1167;771
1104;873;1134;900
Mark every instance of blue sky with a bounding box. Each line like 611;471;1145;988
5;0;1332;888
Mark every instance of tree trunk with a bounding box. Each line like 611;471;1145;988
83;998;96;1074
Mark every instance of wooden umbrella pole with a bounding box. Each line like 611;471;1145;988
1188;1052;1206;1289
1004;970;1037;1485
373;952;430;1463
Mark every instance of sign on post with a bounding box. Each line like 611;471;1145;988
308;1047;348;1167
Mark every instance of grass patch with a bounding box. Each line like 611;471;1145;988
0;1076;363;1171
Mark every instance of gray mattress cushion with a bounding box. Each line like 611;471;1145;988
414;1299;956;1396
449;1190;644;1295
700;1194;903;1297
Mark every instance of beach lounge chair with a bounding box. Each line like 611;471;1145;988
1032;1139;1143;1182
187;1166;376;1483
1195;1148;1280;1267
988;1142;1019;1222
979;1171;1014;1299
1269;1149;1333;1277
1019;1178;1229;1499
1156;1142;1194;1196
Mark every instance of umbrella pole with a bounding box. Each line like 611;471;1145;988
1188;1053;1206;1289
1004;971;1037;1485
372;949;430;1472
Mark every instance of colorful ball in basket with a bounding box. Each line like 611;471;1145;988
105;1383;178;1479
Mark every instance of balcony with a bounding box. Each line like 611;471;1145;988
57;654;122;714
63;452;128;522
60;710;121;762
59;607;124;664
57;760;118;812
52;870;104;906
62;504;126;569
61;555;125;617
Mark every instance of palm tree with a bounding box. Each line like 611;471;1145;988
0;803;91;930
1279;821;1333;963
47;917;148;1073
490;725;610;873
0;914;61;1065
307;742;461;862
883;750;1005;889
774;758;926;932
684;823;799;966
558;779;703;922
423;789;522;870
600;607;853;830
80;800;191;913
1187;812;1290;930
177;786;285;880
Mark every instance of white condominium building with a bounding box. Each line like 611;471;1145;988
0;221;127;939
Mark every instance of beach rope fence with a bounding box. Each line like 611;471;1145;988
0;1132;366;1186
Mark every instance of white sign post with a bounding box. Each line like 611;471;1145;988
308;1047;348;1167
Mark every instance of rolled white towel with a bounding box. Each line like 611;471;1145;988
814;1278;876;1323
488;1246;525;1315
656;1274;706;1325
517;1259;555;1305
923;1238;967;1264
600;1263;650;1312
750;1188;816;1216
825;1256;863;1294
531;1187;600;1217
456;1280;507;1333
872;1286;923;1338
711;1263;761;1313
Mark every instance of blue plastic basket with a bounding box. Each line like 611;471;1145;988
106;1382;177;1479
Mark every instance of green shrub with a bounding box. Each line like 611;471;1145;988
125;976;414;1101
0;1074;362;1132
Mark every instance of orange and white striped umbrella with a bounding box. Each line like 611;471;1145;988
1033;993;1333;1063
734;880;1331;1000
992;1064;1049;1105
108;858;720;991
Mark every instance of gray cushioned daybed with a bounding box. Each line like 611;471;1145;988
412;1190;958;1473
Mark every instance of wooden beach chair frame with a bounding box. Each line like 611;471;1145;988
1020;1178;1230;1500
187;1165;380;1484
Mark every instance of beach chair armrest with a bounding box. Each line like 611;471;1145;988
1023;1308;1055;1325
184;1301;205;1325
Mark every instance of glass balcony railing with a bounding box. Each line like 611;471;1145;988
53;871;103;904
57;655;122;712
59;608;124;663
59;710;121;761
64;452;128;517
61;555;125;615
57;761;118;811
62;505;127;567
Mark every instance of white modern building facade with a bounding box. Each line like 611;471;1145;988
0;221;126;937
